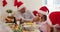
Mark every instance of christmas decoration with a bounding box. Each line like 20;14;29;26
2;0;7;7
6;9;12;13
14;0;17;6
14;0;23;8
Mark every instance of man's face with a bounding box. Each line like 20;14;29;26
18;7;26;13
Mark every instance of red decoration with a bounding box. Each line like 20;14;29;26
33;10;38;16
39;6;49;13
49;12;60;25
14;0;17;6
14;0;23;8
2;0;7;7
17;1;23;8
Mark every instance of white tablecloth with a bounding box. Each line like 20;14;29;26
0;21;13;32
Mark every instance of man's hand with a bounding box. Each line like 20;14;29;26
5;17;12;22
5;16;14;23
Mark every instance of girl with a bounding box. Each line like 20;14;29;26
33;13;50;32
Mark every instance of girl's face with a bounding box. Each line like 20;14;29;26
33;13;45;22
33;14;41;22
38;13;44;17
38;13;46;22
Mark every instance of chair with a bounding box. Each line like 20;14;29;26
49;11;60;32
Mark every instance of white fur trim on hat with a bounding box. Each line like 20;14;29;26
18;0;23;2
37;10;48;15
18;4;25;10
47;15;53;27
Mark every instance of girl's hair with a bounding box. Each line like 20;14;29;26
41;15;47;21
44;15;47;21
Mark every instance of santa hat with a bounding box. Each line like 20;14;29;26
38;6;49;15
33;10;38;16
49;12;60;26
18;4;25;10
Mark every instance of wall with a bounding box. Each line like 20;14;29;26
21;0;42;11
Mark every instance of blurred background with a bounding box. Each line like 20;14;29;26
0;0;60;32
0;0;60;25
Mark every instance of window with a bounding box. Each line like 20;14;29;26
53;0;60;5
